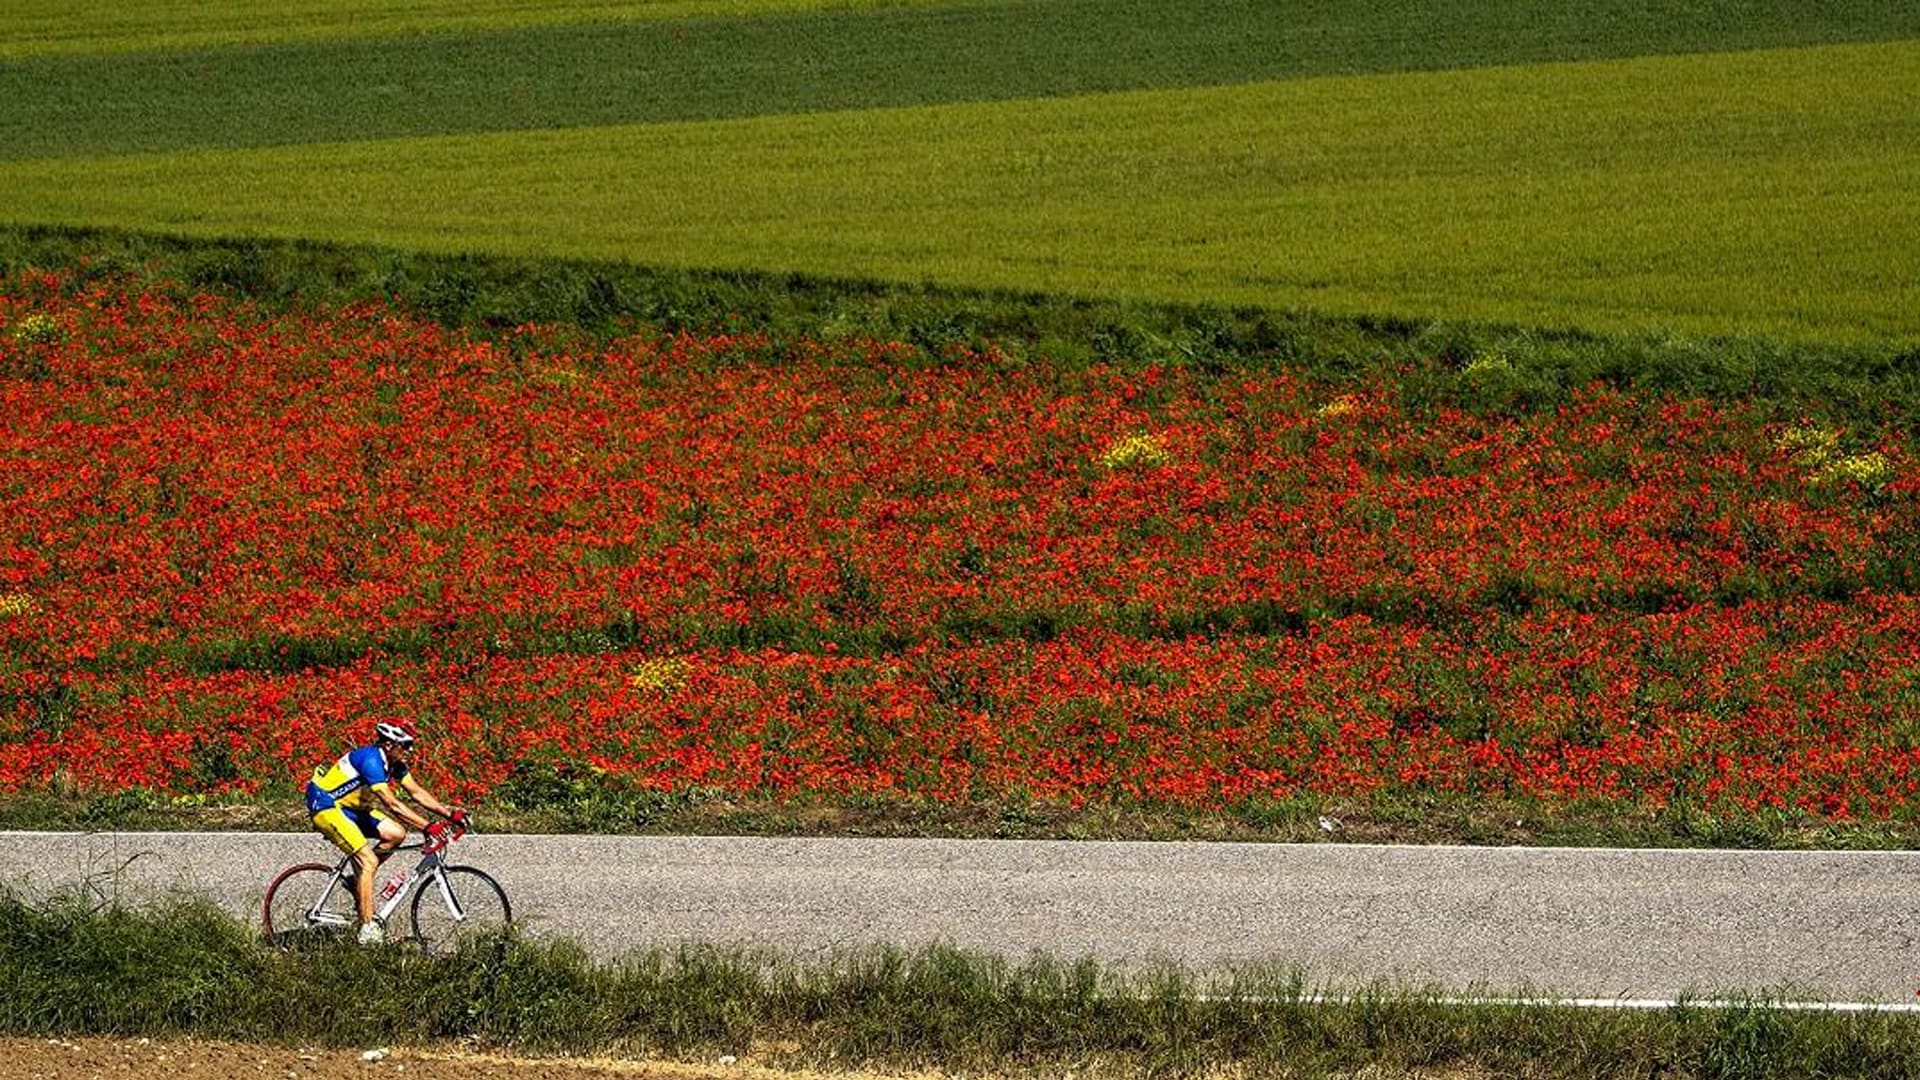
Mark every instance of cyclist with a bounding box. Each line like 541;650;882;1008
305;720;466;945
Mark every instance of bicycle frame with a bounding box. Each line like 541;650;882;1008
304;822;471;929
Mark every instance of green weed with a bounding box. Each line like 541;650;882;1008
3;892;1918;1078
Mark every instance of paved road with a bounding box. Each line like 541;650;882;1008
2;832;1915;1003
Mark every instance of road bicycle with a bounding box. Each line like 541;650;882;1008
261;819;510;952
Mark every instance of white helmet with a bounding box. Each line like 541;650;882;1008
374;720;417;746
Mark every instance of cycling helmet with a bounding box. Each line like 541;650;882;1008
374;720;418;746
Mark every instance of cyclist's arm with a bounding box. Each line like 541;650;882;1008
399;773;458;820
372;783;434;831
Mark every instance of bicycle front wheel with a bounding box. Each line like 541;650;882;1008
410;865;511;953
262;862;356;950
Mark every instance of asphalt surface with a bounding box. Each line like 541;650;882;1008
2;831;1915;1003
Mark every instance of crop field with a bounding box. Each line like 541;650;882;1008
10;0;1917;157
2;2;1918;343
5;278;1920;830
0;0;944;58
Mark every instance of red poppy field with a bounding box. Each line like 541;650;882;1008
4;274;1919;824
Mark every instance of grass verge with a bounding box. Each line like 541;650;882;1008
1;890;1915;1079
4;783;1915;851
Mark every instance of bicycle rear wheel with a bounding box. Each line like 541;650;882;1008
410;865;511;953
262;862;356;949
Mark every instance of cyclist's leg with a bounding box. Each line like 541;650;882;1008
312;806;378;926
364;806;407;855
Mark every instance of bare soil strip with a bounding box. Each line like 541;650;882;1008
0;1037;858;1080
1;1036;1493;1080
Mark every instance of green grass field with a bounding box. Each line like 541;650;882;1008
1;2;1917;342
4;39;1916;343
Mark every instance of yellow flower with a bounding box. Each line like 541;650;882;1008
628;656;691;693
1315;396;1359;418
533;365;585;387
0;593;39;619
1775;424;1840;467
1814;452;1895;492
1462;351;1512;376
1099;433;1172;470
8;313;61;344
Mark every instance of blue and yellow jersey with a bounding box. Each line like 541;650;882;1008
304;744;409;814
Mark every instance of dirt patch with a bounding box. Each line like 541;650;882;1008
0;1037;911;1080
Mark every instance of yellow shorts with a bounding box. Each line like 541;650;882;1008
311;805;394;856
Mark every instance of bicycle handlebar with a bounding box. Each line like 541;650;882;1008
420;817;472;856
